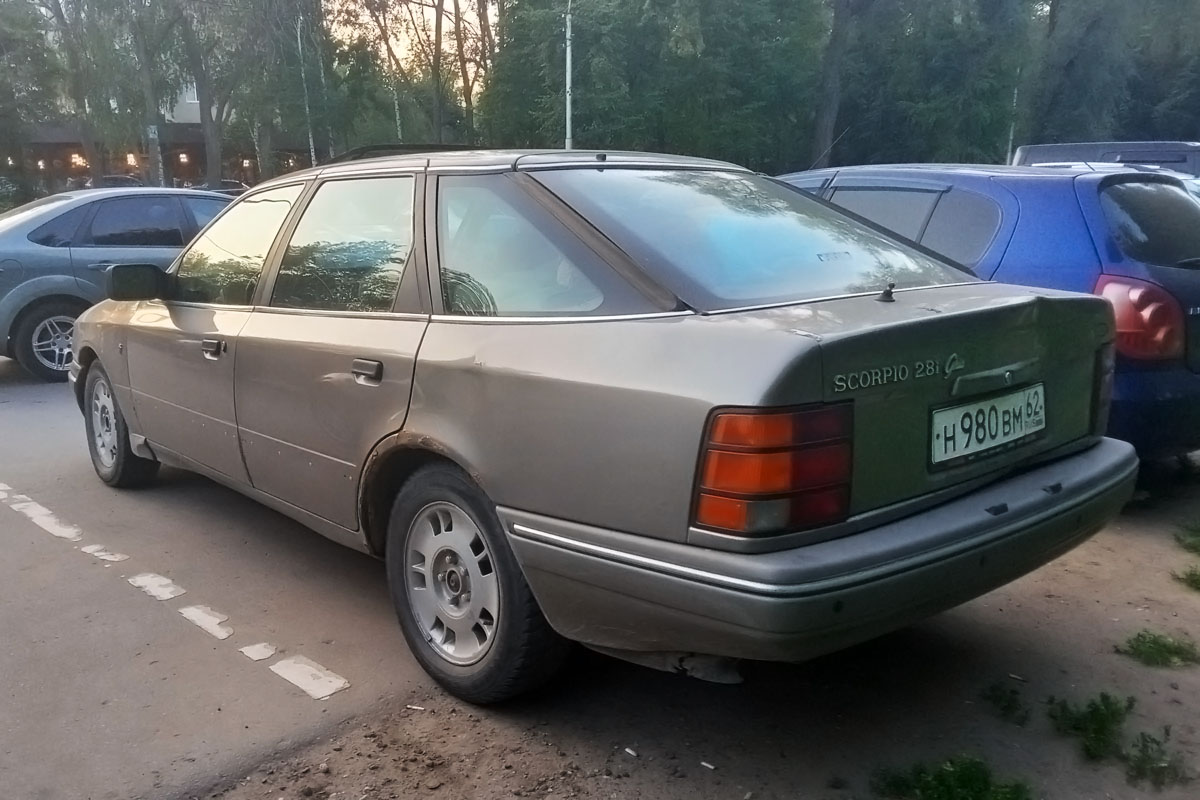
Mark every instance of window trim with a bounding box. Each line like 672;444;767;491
76;194;189;249
827;185;945;243
919;187;1005;269
255;172;427;316
165;181;311;309
26;201;91;248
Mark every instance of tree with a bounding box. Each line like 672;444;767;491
36;0;103;181
810;0;875;169
118;0;184;185
0;0;60;158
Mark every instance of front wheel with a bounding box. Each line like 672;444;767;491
386;464;568;703
84;363;159;488
13;300;83;382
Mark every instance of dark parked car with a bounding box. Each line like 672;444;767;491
0;187;230;380
779;164;1200;457
1012;141;1200;177
72;150;1135;702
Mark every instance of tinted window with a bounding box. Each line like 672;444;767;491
27;204;88;247
783;177;828;196
184;196;230;230
1099;180;1200;267
272;177;414;312
828;187;939;240
437;176;608;316
173;184;303;304
84;197;185;246
920;189;1003;268
534;169;968;311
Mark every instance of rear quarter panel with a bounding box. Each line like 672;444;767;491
405;315;823;542
987;177;1102;292
75;300;139;431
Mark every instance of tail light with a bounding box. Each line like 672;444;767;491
693;404;853;536
1092;342;1115;435
1095;276;1184;360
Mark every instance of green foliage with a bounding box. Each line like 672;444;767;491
1115;630;1200;668
1047;692;1135;761
1125;727;1192;789
980;682;1030;726
1174;565;1200;592
1177;526;1200;554
872;756;1033;800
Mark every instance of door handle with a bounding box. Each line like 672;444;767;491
87;262;114;271
351;358;383;385
200;338;224;359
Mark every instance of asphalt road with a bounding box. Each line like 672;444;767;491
3;355;1199;800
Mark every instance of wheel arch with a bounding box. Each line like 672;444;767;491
358;435;483;558
8;293;90;352
73;345;99;411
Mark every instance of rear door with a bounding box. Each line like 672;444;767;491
124;183;305;482
69;194;187;301
234;174;427;529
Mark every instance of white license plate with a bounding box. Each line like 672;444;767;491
931;384;1046;465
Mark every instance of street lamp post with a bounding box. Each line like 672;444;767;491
565;0;573;150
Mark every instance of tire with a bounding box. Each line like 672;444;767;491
13;300;85;383
84;362;159;488
386;464;569;703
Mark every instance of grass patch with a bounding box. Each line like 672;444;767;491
1125;727;1191;789
980;682;1030;726
1177;526;1200;554
873;756;1032;800
1116;630;1200;668
1048;693;1135;760
1174;565;1200;592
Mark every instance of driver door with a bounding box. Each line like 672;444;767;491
124;184;306;483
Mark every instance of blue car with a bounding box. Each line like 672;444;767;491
779;164;1200;458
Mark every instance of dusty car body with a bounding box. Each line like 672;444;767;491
71;150;1138;702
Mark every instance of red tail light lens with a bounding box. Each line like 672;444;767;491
694;404;853;536
1096;276;1185;360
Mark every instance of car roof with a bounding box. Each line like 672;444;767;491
1016;140;1200;151
256;149;747;189
783;163;1165;181
55;186;230;201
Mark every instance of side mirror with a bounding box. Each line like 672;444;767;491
107;264;167;301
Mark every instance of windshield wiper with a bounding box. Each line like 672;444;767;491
1175;257;1200;268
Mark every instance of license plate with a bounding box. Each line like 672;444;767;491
931;384;1046;465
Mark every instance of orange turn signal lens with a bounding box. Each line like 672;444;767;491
708;405;851;448
701;444;852;494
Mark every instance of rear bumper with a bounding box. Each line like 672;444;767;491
1109;367;1200;457
502;437;1137;662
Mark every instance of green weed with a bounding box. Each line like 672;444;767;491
980;682;1030;726
1047;693;1135;761
872;756;1032;800
1173;565;1200;592
1176;526;1200;554
1116;630;1200;668
1124;727;1191;789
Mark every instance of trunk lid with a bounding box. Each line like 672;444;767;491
749;282;1112;516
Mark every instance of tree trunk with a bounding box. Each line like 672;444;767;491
253;118;273;180
810;0;867;169
476;0;495;71
433;0;445;143
452;0;474;141
131;21;164;186
43;0;101;181
178;14;222;185
1046;0;1062;39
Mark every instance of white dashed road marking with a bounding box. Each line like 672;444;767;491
127;573;187;600
239;643;277;661
270;656;350;700
3;494;83;541
179;606;234;640
81;544;129;562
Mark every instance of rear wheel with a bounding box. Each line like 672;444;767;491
13;300;84;382
84;362;159;488
385;464;568;703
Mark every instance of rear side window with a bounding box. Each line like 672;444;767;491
173;184;303;305
27;204;89;247
1099;180;1200;267
437;175;649;317
184;196;230;230
534;169;968;311
828;187;939;240
920;189;1003;268
83;196;186;247
272;176;414;312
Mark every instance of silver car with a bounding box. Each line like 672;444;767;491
0;187;229;380
71;151;1137;703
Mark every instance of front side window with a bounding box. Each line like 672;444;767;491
437;176;613;316
535;169;969;311
1100;180;1200;267
173;184;303;304
271;176;414;312
84;196;185;247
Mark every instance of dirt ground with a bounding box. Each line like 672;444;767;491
205;467;1200;800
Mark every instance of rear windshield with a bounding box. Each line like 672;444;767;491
1099;180;1200;267
533;169;971;310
